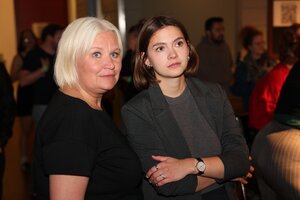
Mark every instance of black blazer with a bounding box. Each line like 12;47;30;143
122;78;249;199
0;62;15;148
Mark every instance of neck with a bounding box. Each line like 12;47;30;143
159;76;186;98
251;52;262;60
61;86;102;110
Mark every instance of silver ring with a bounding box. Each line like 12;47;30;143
160;174;166;180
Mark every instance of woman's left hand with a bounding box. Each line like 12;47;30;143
146;155;197;187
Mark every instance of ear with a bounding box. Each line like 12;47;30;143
141;52;151;66
145;58;151;66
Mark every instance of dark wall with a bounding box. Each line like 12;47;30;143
14;0;68;35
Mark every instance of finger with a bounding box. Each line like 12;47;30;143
146;165;159;178
152;155;169;162
250;165;255;172
240;179;248;184
153;173;167;185
156;176;168;187
246;172;253;179
148;169;163;183
236;177;248;184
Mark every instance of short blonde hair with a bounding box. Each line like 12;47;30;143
54;17;123;87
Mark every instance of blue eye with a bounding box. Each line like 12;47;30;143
92;52;101;58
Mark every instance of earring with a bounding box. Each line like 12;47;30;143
147;64;153;68
187;56;190;61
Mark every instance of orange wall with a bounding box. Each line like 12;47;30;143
14;0;68;33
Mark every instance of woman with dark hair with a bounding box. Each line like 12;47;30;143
251;63;300;200
10;29;37;172
231;27;276;112
122;16;251;200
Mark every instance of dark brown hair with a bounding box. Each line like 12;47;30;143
134;16;199;90
241;26;262;50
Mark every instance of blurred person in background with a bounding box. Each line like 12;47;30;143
231;26;276;112
196;17;233;93
10;29;37;172
249;29;300;132
0;61;16;199
19;24;63;128
251;62;300;200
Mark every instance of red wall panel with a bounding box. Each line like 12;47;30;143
14;0;68;34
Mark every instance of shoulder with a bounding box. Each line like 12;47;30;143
265;65;289;82
39;92;100;142
44;92;94;124
188;77;225;98
122;89;151;113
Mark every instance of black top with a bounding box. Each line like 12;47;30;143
23;47;58;105
16;54;34;116
0;62;15;147
276;61;300;116
33;91;143;200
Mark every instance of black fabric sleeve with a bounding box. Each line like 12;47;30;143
23;49;41;71
0;63;16;147
43;140;95;176
122;105;197;196
41;108;97;177
215;85;250;180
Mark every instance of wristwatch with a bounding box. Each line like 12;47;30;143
196;158;206;175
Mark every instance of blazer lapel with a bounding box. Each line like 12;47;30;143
186;78;218;134
148;85;191;158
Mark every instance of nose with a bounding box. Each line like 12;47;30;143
168;47;178;59
104;56;115;70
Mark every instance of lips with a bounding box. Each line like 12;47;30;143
101;74;115;77
167;62;180;68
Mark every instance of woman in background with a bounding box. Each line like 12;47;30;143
231;26;276;112
10;29;37;172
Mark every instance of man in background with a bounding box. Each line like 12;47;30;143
196;17;233;93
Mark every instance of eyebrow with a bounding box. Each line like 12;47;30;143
90;47;121;52
152;36;185;48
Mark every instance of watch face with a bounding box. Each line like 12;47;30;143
197;161;206;172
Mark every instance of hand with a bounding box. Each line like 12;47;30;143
146;155;196;187
231;156;254;184
40;58;49;73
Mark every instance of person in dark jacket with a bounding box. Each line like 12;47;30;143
0;61;16;199
122;16;251;200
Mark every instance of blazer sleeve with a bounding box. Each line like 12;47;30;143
215;85;250;180
0;63;16;148
121;102;197;196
